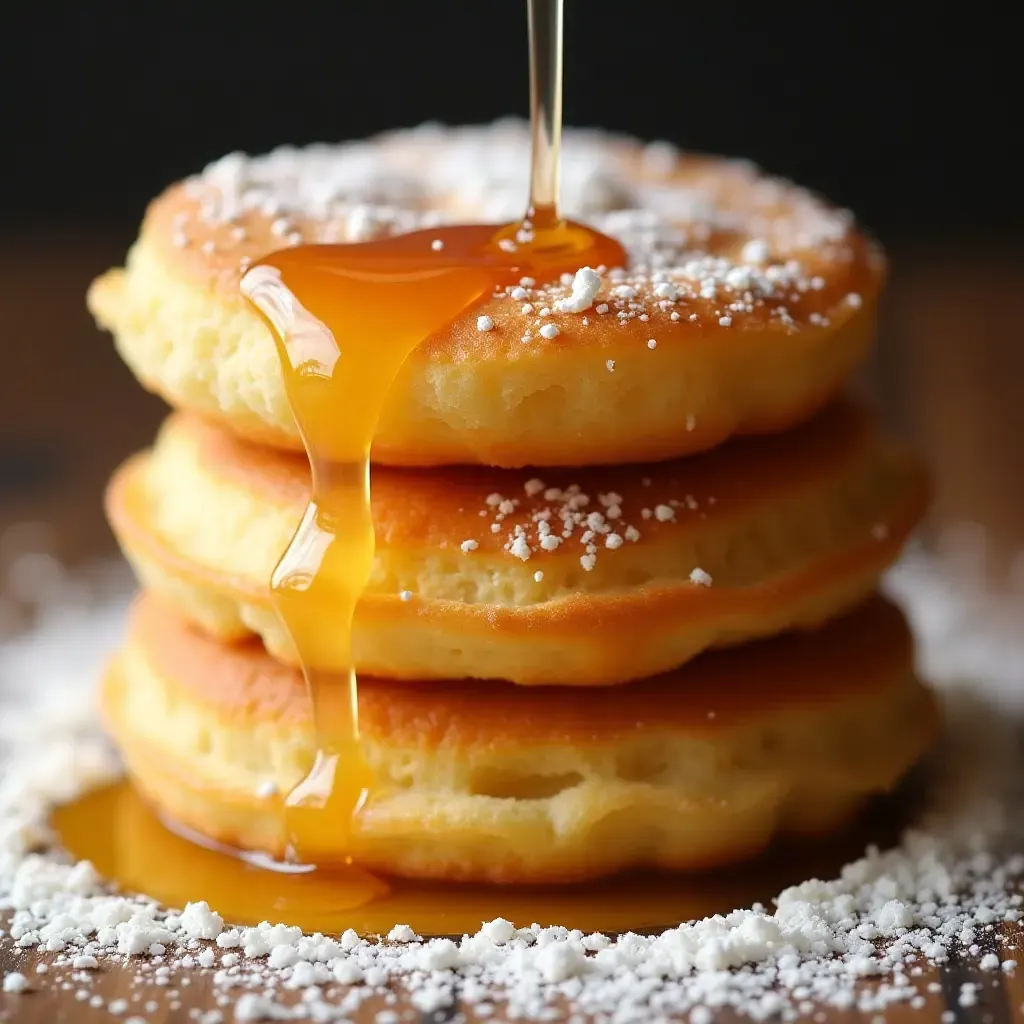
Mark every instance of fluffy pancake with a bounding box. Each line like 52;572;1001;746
106;400;928;686
88;121;883;468
103;593;937;883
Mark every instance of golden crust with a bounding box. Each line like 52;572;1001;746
103;593;938;883
88;122;883;467
105;401;929;685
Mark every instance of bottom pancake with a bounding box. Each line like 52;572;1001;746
103;594;938;884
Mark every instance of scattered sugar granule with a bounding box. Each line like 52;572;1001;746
180;901;224;940
689;567;713;587
460;540;479;553
430;239;444;251
509;535;531;561
719;315;733;327
533;571;544;583
399;590;413;602
647;338;658;349
558;267;602;313
654;504;675;522
476;315;494;332
539;323;560;339
741;238;770;263
479;918;516;944
606;359;616;372
3;972;29;994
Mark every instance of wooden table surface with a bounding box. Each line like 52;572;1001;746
0;231;1022;1022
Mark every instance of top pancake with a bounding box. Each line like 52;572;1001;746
88;121;883;468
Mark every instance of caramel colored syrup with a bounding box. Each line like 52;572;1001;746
52;780;910;937
242;220;624;872
239;0;623;877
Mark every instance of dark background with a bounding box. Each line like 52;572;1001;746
0;0;1021;572
1;1;1020;243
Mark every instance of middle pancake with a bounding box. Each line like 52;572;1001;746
107;399;927;687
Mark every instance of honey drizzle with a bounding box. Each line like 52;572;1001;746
526;0;563;229
240;243;502;873
241;0;624;877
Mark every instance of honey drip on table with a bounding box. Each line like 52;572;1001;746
242;0;624;881
53;780;912;937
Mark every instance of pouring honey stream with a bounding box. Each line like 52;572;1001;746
240;0;625;887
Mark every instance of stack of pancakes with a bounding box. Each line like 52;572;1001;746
90;122;936;884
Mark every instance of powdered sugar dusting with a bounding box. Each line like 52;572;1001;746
2;536;1024;1022
481;478;717;571
164;120;877;334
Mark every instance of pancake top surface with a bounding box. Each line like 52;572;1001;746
143;120;882;344
159;397;889;555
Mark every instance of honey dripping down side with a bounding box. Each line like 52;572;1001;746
241;222;625;872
